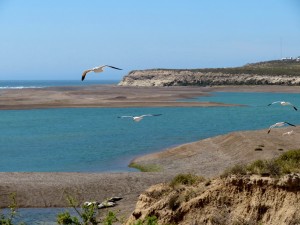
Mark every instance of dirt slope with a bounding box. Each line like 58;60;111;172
126;174;300;225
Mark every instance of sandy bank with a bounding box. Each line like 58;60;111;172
132;126;300;177
1;85;300;110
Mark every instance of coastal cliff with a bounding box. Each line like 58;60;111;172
119;60;300;86
126;174;300;225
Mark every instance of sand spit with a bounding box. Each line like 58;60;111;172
1;85;300;110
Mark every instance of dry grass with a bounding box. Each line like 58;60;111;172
221;149;300;178
169;173;205;188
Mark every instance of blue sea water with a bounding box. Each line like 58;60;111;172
1;82;300;224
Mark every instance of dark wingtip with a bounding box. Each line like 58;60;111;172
294;107;298;111
284;122;296;127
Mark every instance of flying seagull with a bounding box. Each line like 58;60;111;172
81;65;122;81
267;101;297;111
282;130;294;136
118;114;162;122
267;122;296;134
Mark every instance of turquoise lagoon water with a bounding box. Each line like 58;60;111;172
1;91;300;172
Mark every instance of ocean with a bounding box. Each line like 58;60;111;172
1;80;300;223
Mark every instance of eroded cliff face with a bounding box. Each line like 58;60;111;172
126;174;300;225
118;70;300;86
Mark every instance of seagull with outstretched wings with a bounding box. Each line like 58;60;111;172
267;121;296;133
81;65;122;81
267;101;297;111
118;114;162;122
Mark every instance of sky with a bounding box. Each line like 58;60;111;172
0;0;299;81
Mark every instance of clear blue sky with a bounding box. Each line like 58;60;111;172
0;0;299;81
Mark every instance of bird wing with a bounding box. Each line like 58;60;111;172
105;65;123;70
268;123;278;133
283;130;294;136
268;101;281;106
139;114;153;118
284;122;296;127
140;114;162;118
152;114;162;116
286;102;298;110
118;116;133;118
81;69;93;81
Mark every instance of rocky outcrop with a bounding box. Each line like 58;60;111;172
118;69;300;86
126;174;300;225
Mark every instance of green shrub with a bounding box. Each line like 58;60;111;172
275;149;300;173
220;164;247;178
170;173;203;188
0;193;26;225
132;216;159;225
247;160;265;174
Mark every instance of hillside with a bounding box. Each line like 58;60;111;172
126;173;300;225
119;60;300;86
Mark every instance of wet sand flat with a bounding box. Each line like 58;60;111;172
2;85;300;110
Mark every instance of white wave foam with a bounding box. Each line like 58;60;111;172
0;86;43;89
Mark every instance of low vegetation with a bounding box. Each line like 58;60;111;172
0;194;25;225
155;60;300;76
221;149;300;178
169;173;205;188
128;162;161;172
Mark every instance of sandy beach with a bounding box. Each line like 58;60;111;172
1;85;300;219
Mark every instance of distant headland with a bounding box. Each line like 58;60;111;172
119;58;300;86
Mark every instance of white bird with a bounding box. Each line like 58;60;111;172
267;101;297;111
282;130;294;136
83;201;99;207
83;196;122;209
267;122;296;134
118;114;162;122
97;201;116;209
81;65;122;81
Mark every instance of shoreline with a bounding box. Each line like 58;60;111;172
1;85;300;219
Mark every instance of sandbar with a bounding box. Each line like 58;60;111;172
3;85;299;110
